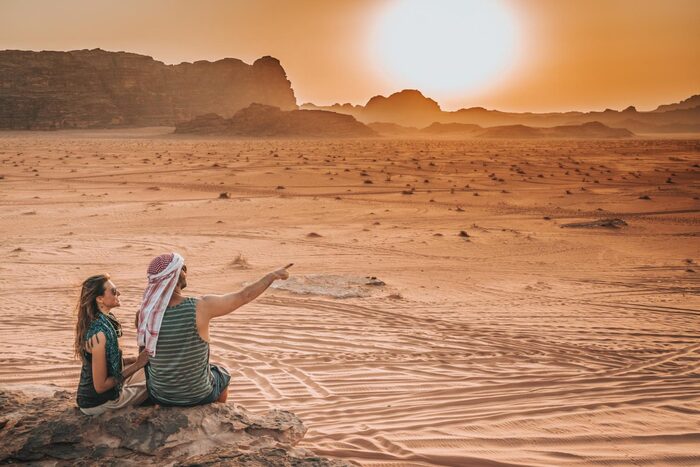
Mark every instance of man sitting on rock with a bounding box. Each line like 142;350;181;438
137;252;291;406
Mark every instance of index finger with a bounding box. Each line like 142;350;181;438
284;263;294;269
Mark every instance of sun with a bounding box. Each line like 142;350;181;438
370;0;520;100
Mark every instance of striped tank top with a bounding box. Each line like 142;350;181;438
146;297;213;405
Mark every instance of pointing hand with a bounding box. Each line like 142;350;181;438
272;263;293;281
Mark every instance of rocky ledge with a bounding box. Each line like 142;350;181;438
175;103;376;138
0;388;354;466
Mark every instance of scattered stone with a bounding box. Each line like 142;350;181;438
387;293;403;300
458;230;470;238
455;206;465;212
218;192;231;199
561;218;627;229
277;185;285;190
543;216;551;220
230;253;251;269
638;195;651;200
147;186;160;191
306;232;322;238
365;276;385;286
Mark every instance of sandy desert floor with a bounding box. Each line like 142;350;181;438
1;129;699;466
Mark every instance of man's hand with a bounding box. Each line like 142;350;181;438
271;263;293;281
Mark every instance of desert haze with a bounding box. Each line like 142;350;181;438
1;128;698;465
1;0;699;463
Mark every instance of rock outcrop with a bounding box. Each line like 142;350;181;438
303;90;700;133
175;103;376;138
0;388;353;466
479;121;633;138
0;49;297;129
420;122;483;135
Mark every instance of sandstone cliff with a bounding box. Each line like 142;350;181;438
0;388;354;466
0;49;297;129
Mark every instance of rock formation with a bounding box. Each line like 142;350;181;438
0;388;354;466
653;94;700;112
420;122;483;136
0;49;297;129
303;90;700;133
479;121;634;138
175;103;376;138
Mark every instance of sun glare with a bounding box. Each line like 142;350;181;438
370;0;520;100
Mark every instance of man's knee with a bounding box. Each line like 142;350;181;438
216;386;229;403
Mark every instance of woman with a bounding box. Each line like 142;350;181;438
74;274;149;415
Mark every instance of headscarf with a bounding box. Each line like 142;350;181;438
137;252;184;356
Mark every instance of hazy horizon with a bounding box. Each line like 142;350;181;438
1;0;698;113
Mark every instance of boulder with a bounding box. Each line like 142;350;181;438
0;388;354;466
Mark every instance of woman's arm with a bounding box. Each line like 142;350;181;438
87;333;148;394
123;356;137;366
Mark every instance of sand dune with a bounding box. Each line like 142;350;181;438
1;129;698;466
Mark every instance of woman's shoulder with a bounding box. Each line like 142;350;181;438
85;316;111;339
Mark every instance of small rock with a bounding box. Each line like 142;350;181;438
365;276;385;286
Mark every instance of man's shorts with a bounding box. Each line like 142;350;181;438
196;364;231;405
147;364;231;407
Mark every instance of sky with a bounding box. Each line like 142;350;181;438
1;0;698;112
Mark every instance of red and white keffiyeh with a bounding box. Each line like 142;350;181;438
137;252;184;356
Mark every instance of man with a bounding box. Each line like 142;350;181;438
137;252;291;406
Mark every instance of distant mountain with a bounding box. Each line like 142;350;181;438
479;121;634;139
305;91;700;133
367;122;419;136
653;95;700;112
175;103;376;138
0;49;297;129
420;122;483;135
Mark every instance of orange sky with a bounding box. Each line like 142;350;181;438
1;0;698;112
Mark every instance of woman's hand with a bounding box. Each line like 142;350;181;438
135;349;149;368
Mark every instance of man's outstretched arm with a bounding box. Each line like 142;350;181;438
198;264;292;320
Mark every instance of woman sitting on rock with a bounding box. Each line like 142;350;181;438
74;274;149;415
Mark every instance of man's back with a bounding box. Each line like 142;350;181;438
147;297;212;405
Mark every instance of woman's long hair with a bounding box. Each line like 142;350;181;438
74;274;109;360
